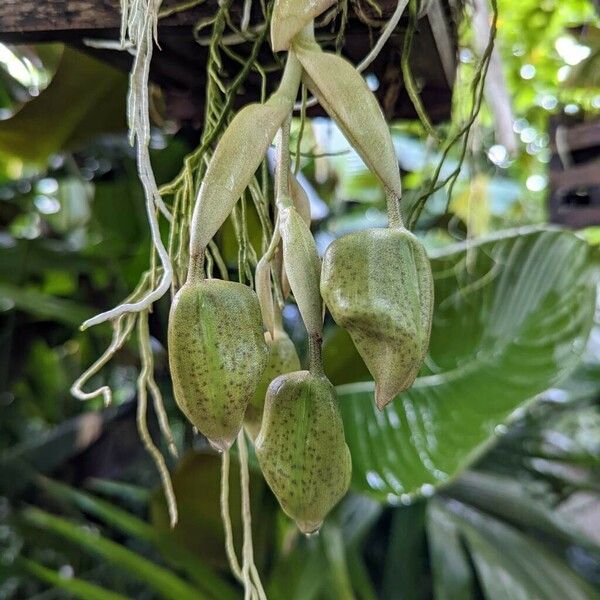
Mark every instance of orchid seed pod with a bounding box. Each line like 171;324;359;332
277;175;312;299
279;205;322;337
168;279;269;451
190;94;293;254
320;227;434;409
244;329;301;441
248;256;302;441
256;371;351;534
271;0;337;52
293;38;402;205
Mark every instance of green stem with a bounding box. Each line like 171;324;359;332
277;51;302;103
386;188;403;229
308;332;324;376
187;252;205;284
294;84;308;175
275;116;294;210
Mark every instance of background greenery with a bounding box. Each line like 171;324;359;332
1;0;600;598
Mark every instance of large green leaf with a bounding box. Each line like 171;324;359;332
37;477;238;600
435;498;600;600
447;471;600;555
427;501;475;600
0;47;127;163
0;282;94;326
338;228;598;501
17;557;129;600
22;507;203;600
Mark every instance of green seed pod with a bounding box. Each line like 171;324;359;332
190;95;293;253
320;227;433;410
293;41;402;202
244;330;301;441
168;279;269;451
256;371;351;534
279;206;322;337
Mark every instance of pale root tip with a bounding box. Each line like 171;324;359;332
208;436;235;453
374;385;396;411
297;520;322;536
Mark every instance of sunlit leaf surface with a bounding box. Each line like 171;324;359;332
339;228;598;502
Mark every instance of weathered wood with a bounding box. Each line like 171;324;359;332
0;0;396;39
0;0;200;41
549;117;600;227
0;0;459;123
550;121;600;153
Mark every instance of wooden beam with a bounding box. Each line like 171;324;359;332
0;0;442;41
0;1;458;123
0;0;202;42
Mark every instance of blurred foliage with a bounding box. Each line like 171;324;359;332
0;0;599;598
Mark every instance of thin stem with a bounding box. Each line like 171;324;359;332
275;116;293;210
401;0;438;140
294;85;307;175
277;50;302;103
208;240;230;280
358;0;408;72
186;252;205;284
410;0;498;227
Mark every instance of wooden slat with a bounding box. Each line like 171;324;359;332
0;0;202;41
550;121;600;153
0;0;458;123
550;158;600;193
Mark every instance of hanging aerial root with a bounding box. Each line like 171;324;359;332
71;272;153;405
81;0;174;332
137;312;179;527
238;430;267;600
220;451;244;584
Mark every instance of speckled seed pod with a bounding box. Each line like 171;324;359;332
244;330;301;441
320;227;433;410
256;371;351;534
168;279;269;451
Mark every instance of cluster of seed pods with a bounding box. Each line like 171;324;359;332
168;0;434;534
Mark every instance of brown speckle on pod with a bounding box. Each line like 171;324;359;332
255;371;351;534
168;279;269;450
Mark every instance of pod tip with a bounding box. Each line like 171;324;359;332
208;435;235;453
298;520;322;536
374;384;396;411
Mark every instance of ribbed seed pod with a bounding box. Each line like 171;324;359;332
256;371;351;534
244;330;301;441
168;279;269;451
320;227;433;409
